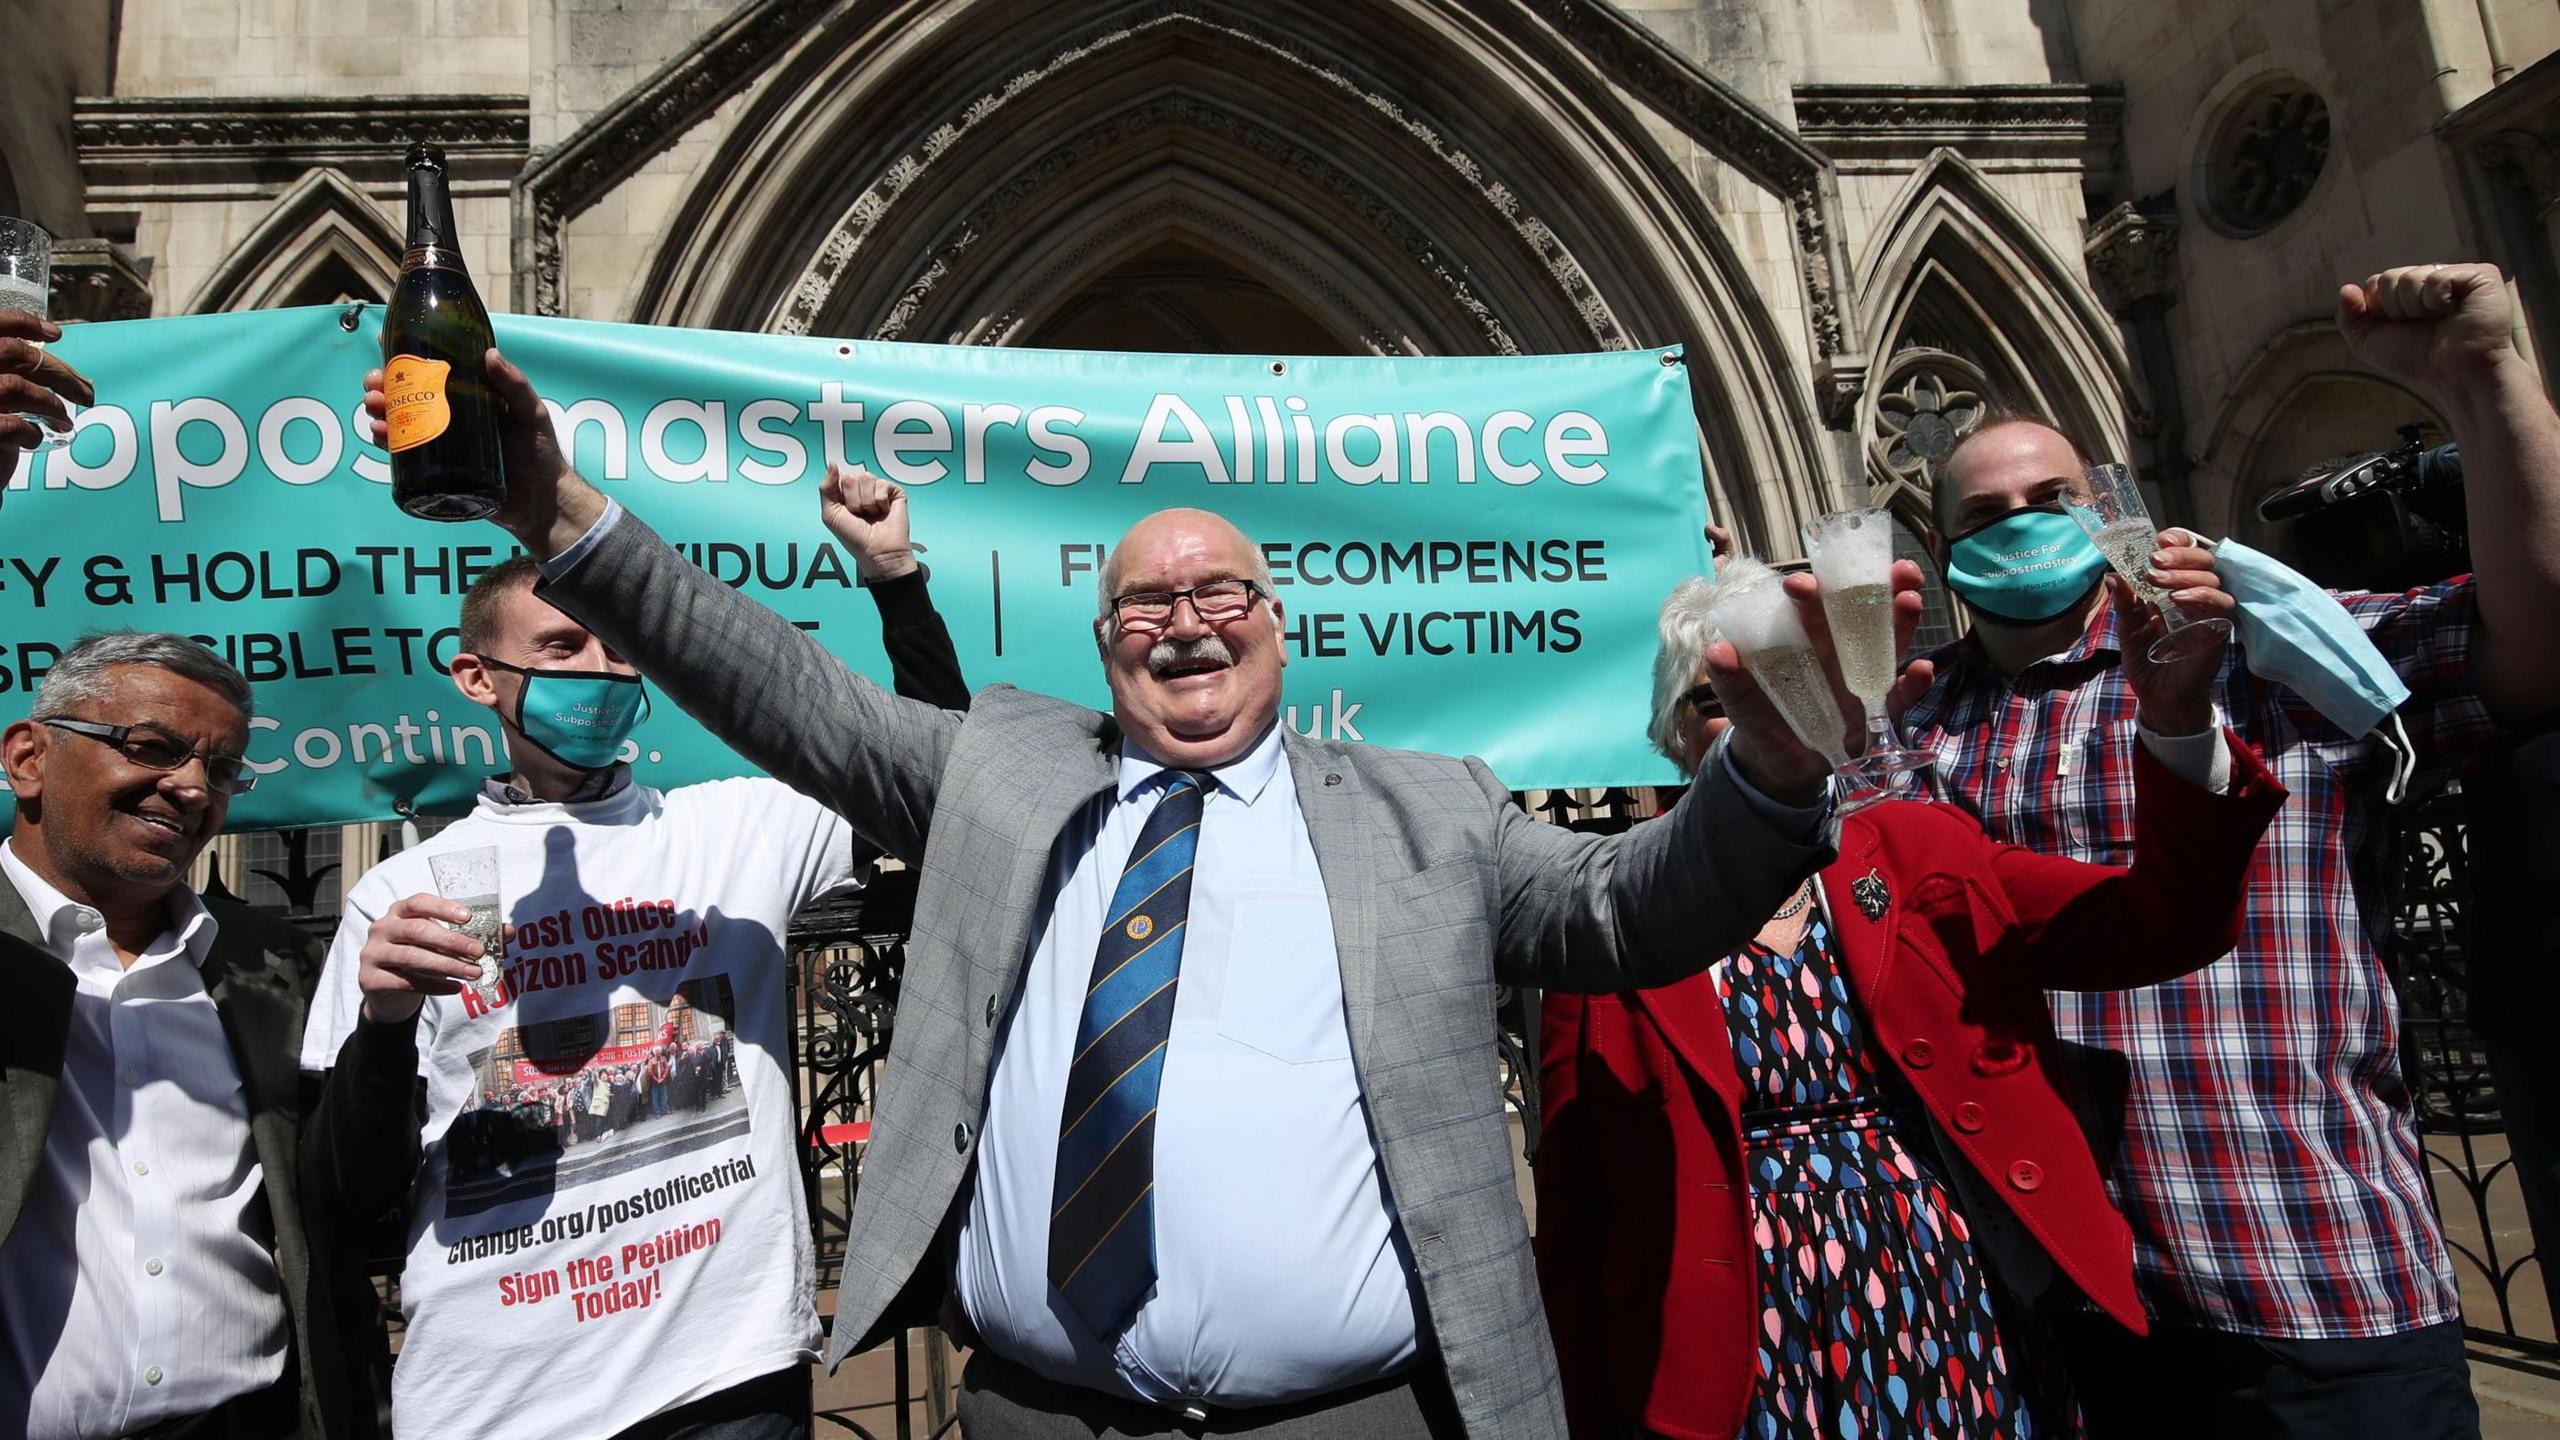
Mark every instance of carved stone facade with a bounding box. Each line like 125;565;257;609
47;238;151;323
1;0;2550;565
2083;201;2181;313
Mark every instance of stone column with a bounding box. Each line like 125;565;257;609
2085;199;2191;519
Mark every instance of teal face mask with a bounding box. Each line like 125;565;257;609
477;659;648;771
2208;537;2415;796
1941;504;2111;622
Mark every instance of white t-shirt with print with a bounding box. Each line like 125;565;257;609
302;777;856;1440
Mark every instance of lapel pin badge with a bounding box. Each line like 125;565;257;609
1852;869;1891;922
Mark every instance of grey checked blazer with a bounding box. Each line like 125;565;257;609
541;513;1829;1439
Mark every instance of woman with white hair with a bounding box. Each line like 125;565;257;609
1534;566;2286;1440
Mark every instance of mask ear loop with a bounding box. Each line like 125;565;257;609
2382;711;2417;807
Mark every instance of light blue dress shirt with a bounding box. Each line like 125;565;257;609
954;721;1421;1409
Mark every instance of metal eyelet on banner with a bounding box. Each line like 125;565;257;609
1268;360;1287;377
1660;349;1683;367
836;343;853;358
339;302;365;332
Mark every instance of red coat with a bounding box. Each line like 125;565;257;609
1535;736;2286;1440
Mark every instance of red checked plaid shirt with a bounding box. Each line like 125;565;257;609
1901;577;2493;1339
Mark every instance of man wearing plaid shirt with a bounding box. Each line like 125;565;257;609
1903;262;2560;1436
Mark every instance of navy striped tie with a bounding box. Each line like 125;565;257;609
1048;769;1205;1335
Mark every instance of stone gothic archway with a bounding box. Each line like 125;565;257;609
192;167;402;312
1852;149;2141;538
542;0;1842;550
2198;321;2446;579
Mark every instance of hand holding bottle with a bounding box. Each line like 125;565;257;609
362;348;600;558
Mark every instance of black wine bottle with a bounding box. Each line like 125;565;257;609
382;142;507;521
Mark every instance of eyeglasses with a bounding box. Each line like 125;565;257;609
1681;684;1725;722
1110;578;1265;632
43;718;258;795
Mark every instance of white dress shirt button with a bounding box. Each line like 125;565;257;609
0;842;292;1434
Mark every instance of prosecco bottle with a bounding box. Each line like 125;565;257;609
382;143;507;520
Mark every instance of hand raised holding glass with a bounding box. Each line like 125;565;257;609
1703;551;1929;809
1802;507;1932;800
2068;464;2232;663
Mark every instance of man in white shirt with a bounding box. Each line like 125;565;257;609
302;469;968;1440
0;631;379;1440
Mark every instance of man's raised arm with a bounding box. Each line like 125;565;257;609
2339;263;2560;723
1489;557;1933;991
360;352;959;863
1484;739;1831;993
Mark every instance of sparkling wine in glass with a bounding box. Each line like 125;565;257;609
1802;506;1928;797
2069;463;2232;664
0;217;73;451
428;846;506;1004
1707;558;1892;812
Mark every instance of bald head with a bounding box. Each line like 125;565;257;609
1096;508;1275;617
1093;507;1289;770
1934;419;2091;543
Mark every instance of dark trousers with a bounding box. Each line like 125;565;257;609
2486;1035;2560;1324
957;1349;1463;1439
2056;1312;2480;1440
610;1365;808;1440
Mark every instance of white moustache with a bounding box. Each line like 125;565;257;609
1147;635;1235;676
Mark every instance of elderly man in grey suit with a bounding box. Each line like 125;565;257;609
360;356;1919;1439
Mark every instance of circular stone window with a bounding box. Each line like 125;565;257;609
2202;79;2332;237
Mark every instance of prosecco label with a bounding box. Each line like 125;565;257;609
384;353;453;452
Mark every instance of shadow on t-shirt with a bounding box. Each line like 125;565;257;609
426;823;774;1238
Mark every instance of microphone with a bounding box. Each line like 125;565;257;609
2258;426;2462;522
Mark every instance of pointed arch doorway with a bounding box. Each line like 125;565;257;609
595;0;1844;547
1019;236;1352;356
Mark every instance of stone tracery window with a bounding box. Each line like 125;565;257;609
2204;80;2331;237
1864;349;1990;649
1869;352;1986;493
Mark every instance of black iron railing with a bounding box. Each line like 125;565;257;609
2390;785;2559;1367
781;872;961;1439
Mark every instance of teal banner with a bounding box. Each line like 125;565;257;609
4;306;1709;828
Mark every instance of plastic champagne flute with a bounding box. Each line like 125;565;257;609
0;216;75;450
1801;506;1929;797
2068;463;2232;663
1706;557;1892;812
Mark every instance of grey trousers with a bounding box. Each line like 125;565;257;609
955;1350;1462;1439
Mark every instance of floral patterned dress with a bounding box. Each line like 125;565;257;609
1714;912;2080;1439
